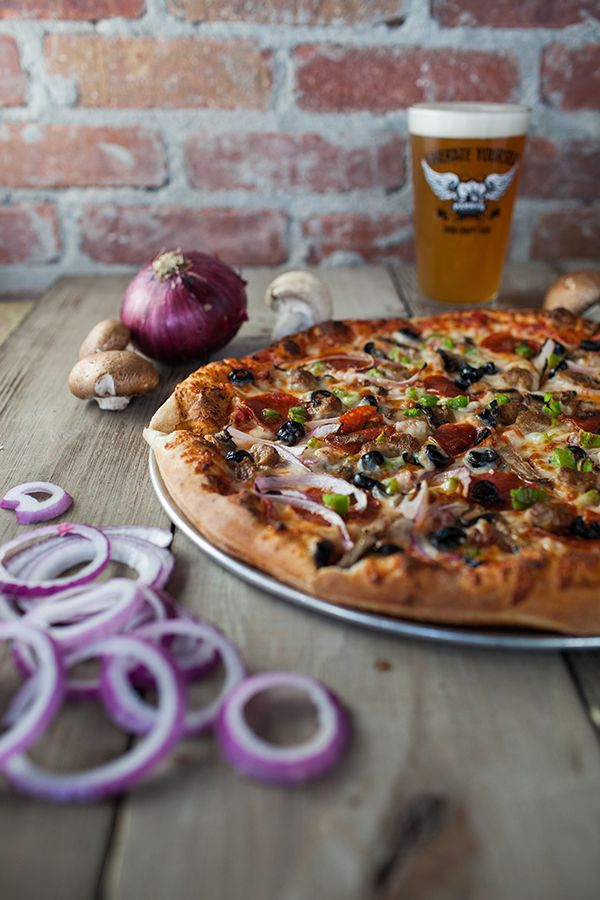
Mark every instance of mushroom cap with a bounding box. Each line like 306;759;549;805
544;270;600;315
79;319;131;359
68;350;159;400
265;270;333;319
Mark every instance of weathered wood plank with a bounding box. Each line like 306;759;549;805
105;267;600;900
0;276;175;900
0;299;34;347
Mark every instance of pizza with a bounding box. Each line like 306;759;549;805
145;307;600;635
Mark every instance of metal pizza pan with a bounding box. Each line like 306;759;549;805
150;451;600;652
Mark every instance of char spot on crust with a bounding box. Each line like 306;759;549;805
315;320;351;339
280;338;302;356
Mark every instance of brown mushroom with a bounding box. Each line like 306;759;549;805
79;319;131;359
544;270;600;315
68;350;158;410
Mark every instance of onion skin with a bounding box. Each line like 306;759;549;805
121;251;248;364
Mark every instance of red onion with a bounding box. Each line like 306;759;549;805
0;622;64;767
0;481;73;525
121;250;248;363
215;671;350;785
3;635;186;803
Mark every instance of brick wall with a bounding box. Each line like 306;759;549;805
0;1;598;293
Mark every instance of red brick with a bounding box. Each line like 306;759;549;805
295;45;519;112
45;35;272;109
0;124;166;188
0;204;60;264
168;0;406;25
432;0;597;28
521;138;600;199
301;213;414;264
530;207;600;260
0;0;143;18
81;206;288;266
541;44;600;110
184;133;405;193
0;36;26;106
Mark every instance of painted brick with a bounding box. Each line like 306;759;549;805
294;45;520;112
168;0;406;25
521;138;600;199
541;44;600;110
81;206;288;266
0;204;60;264
45;35;273;109
531;207;600;260
0;36;26;106
301;213;414;264
0;124;166;188
184;132;405;193
431;0;597;28
0;0;143;19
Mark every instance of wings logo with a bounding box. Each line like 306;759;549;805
421;160;519;217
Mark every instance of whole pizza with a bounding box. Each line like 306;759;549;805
145;307;600;635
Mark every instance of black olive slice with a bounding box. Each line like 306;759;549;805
276;420;305;446
466;448;499;469
313;539;336;567
228;368;254;385
570;516;600;540
360;451;385;471
580;340;600;352
226;449;253;464
352;473;380;491
428;525;467;550
425;444;451;469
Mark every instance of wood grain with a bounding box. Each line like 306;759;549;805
0;277;172;900
103;268;600;900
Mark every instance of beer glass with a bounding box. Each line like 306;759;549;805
408;102;530;305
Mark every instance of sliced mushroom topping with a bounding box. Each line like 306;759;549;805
502;367;534;391
526;501;573;534
250;443;280;468
496;443;549;484
309;390;343;418
289;368;319;392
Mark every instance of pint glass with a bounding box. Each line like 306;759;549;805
408;102;530;305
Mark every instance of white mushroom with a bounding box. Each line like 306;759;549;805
265;270;333;339
78;319;131;359
544;270;600;316
68;350;159;411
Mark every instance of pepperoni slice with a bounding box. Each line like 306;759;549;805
338;405;382;435
422;375;463;398
433;423;478;457
468;472;525;509
480;333;539;355
569;414;600;435
241;391;299;432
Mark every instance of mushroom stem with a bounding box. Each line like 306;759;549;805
97;396;131;411
265;270;333;339
544;270;600;316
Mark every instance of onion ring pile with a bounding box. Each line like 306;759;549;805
0;507;350;802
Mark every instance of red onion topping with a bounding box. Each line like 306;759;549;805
0;621;64;768
216;671;350;785
256;473;366;511
3;635;186;803
121;250;248;363
227;426;309;470
263;492;353;550
0;524;109;598
0;482;73;525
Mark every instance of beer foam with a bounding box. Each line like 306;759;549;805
408;103;530;139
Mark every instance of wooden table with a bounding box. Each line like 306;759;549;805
1;264;599;900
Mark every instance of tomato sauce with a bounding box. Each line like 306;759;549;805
238;391;299;433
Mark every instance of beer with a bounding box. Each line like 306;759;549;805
408;103;530;305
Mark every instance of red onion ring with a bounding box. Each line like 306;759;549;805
7;532;173;594
102;525;173;548
23;579;144;651
0;621;64;767
227;427;310;470
2;635;186;803
101;619;245;736
263;492;353;550
0;482;73;525
0;524;109;598
256;473;367;512
215;671;350;784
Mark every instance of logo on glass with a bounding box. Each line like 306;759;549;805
421;159;518;218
